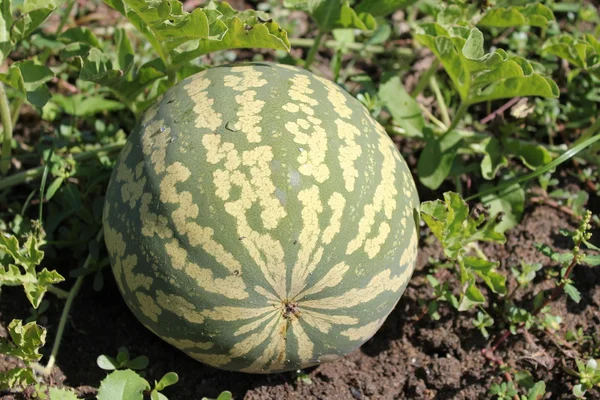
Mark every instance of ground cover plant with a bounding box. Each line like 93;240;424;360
0;0;599;399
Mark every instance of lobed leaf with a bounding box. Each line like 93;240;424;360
415;23;559;105
0;320;46;363
478;3;554;28
0;60;54;107
354;0;417;17
284;0;375;32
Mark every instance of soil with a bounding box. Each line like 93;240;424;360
1;193;599;400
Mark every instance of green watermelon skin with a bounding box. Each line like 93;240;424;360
103;62;419;373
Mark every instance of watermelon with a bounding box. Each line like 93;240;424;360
103;62;419;373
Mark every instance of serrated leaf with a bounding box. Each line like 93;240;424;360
48;387;80;400
415;24;559;105
418;129;462;190
0;320;46;363
11;7;54;42
0;367;36;390
379;75;424;138
97;369;150;400
464;256;507;295
543;34;599;71
564;283;581;303
24;268;64;308
478;3;554;28
354;0;417;17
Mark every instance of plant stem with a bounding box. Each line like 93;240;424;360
411;59;439;98
0;142;125;191
35;229;104;376
429;76;451;127
446;102;469;133
46;285;69;299
289;37;414;58
304;31;325;70
418;104;447;131
465;133;600;202
55;0;76;34
0;82;13;175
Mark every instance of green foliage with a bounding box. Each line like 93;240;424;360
543;34;600;79
0;320;46;391
354;0;417;18
202;391;233;400
415;24;559;107
564;359;600;399
478;3;555;28
97;369;151;400
0;229;64;308
97;347;150;371
421;192;506;311
284;0;375;32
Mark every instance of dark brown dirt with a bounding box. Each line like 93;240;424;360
1;199;599;400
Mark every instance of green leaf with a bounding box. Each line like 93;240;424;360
354;0;417;17
463;256;507;295
48;387;80;400
0;320;46;363
51;94;125;117
127;355;150;370
458;278;485;311
543;34;599;73
11;7;55;42
0;367;36;391
0;0;11;62
481;180;525;233
202;391;233;400
97;369;150;400
476;137;508;180
415;24;559;105
379;75;424;138
418;129;462;190
286;0;375;32
478;3;555;28
23;0;60;13
583;254;600;267
171;2;290;67
564;283;581;303
24;268;64;308
97;355;119;370
59;26;102;47
0;60;54;108
155;372;178;391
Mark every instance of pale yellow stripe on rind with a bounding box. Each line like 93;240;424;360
292;320;314;362
313;74;352;119
223;66;268;92
289;186;323;298
156;290;206;324
335;119;362;192
229;315;280;358
286;118;330;183
203;306;276;322
340;317;385;341
162;337;214;351
203;134;287;299
135;292;161;323
321;193;345;245
184;76;222;131
115;142;146;208
300;309;358;334
243;320;287;372
345;131;398;255
188;353;231;367
294;262;350;299
364;221;391;259
232;90;264;143
234;311;279;337
254;286;280;303
300;266;414;310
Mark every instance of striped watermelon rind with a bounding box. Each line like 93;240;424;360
103;62;419;373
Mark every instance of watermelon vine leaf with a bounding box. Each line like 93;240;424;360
478;3;555;28
0;320;46;391
421;192;507;311
0;230;64;308
379;75;425;138
543;34;600;79
354;0;417;18
284;0;375;32
414;24;559;106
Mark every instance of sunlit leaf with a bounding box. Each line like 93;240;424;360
284;0;375;32
478;3;554;28
354;0;417;17
379;75;424;138
97;369;150;400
